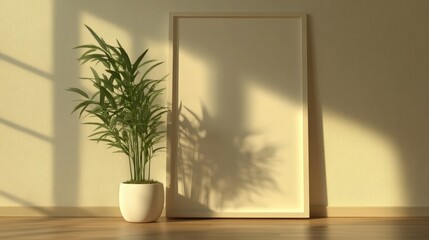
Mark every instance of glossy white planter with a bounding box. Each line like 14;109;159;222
119;182;164;223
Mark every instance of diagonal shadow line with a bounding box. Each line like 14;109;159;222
0;118;53;142
0;53;52;80
0;191;94;217
0;191;53;216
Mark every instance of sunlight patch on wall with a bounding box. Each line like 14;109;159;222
244;78;303;147
0;62;54;137
324;110;406;206
0;0;55;207
80;11;133;53
244;79;304;210
0;119;53;206
177;49;215;116
0;0;54;74
0;0;54;138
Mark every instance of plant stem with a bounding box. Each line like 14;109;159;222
128;154;133;181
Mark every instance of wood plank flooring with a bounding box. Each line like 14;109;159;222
1;217;429;239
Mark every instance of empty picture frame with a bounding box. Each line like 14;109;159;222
167;13;308;218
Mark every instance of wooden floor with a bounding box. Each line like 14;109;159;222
1;217;429;239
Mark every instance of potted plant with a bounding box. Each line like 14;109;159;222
67;26;167;222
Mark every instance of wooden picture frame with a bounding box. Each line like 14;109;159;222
167;13;308;218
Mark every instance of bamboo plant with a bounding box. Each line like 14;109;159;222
68;26;167;184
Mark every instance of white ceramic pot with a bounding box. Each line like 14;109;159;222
119;182;164;222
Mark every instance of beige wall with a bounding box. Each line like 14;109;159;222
1;0;429;214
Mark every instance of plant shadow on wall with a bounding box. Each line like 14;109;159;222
168;103;281;212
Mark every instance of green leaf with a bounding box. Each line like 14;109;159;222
138;59;157;69
116;40;132;71
152;146;165;154
141;61;163;80
91;138;115;144
74;44;104;52
67;87;89;99
99;87;117;109
132;49;148;73
82;122;107;131
85;25;108;51
78;53;106;62
71;100;94;115
99;88;105;106
88;130;110;138
78;103;91;118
